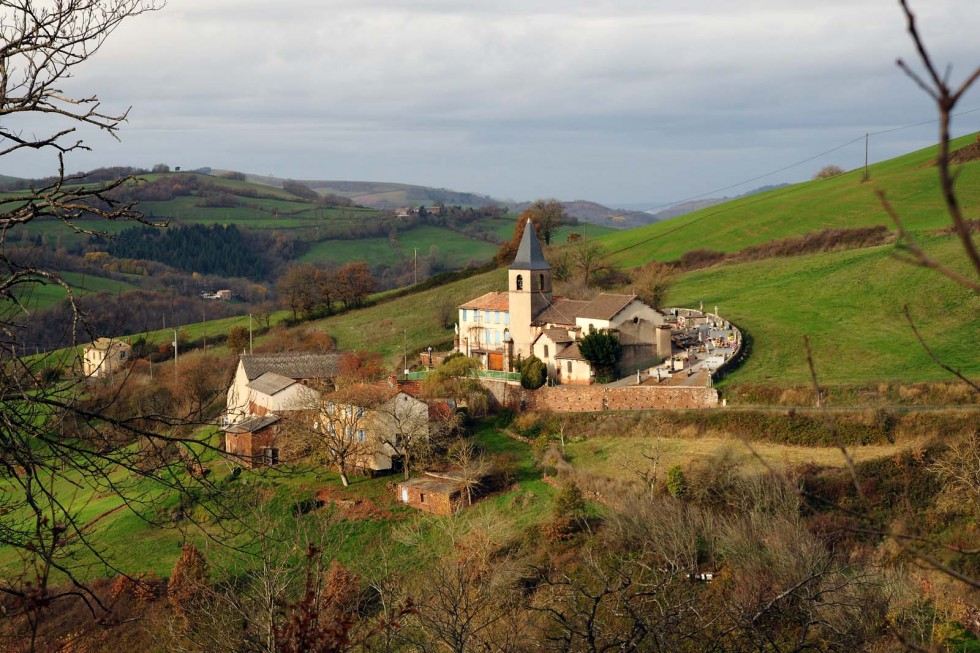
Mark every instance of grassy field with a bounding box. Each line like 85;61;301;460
299;226;498;268
668;234;979;386
11;271;140;312
564;434;911;479
598;133;980;266
304;268;508;364
0;421;554;586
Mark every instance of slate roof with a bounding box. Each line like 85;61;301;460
459;291;510;311
86;337;131;352
540;327;575;344
532;299;589;326
555;342;586;361
240;352;343;381
508;221;550;271
399;475;465;495
247;372;297;397
224;414;280;434
577;293;637;321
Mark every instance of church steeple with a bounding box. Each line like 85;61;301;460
507;220;553;359
509;221;550;271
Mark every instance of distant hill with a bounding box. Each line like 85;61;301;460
646;185;791;221
510;199;661;230
217;172;505;210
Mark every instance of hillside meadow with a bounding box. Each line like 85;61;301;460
668;234;979;387
598;133;980;266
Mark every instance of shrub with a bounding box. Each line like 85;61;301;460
667;465;687;499
813;164;845;179
553;481;586;519
515;356;547;389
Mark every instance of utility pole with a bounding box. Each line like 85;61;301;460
863;132;869;182
414;248;418;285
249;313;253;354
173;327;178;388
403;329;408;377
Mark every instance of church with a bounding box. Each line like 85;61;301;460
455;223;672;384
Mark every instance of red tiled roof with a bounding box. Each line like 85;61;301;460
532;299;589;326
577;294;637;321
459;291;509;311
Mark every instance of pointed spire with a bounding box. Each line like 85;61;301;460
508;219;550;270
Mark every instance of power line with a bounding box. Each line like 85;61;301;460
639;105;980;214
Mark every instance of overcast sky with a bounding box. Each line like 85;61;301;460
6;0;979;207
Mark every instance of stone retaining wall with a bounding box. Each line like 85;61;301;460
476;379;719;413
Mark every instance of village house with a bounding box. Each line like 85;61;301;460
82;337;132;379
317;381;430;475
456;223;671;383
223;353;434;475
224;351;344;425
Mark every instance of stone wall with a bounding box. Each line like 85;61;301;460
525;384;718;413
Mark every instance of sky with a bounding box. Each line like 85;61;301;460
4;0;979;208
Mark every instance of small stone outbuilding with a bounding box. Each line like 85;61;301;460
223;414;282;468
397;473;467;516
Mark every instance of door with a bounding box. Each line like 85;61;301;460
488;353;504;371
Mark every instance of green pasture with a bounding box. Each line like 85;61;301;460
304;268;507;363
599;133;980;267
10;271;140;312
669;235;979;387
0;420;552;586
300;225;499;269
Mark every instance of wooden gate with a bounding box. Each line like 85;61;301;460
488;353;504;371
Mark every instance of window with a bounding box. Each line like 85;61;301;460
263;448;279;465
544;345;549;358
540;273;545;289
357;407;365;418
567;361;573;375
504;312;510;325
495;330;501;345
356;429;366;442
589;323;596;333
516;274;523;290
419;492;426;503
494;310;500;324
461;308;468;321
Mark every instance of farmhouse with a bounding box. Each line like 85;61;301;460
224;351;344;424
316;382;430;474
82;337;132;379
456;223;670;383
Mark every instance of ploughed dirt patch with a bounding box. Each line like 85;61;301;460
312;486;394;521
919;135;980;167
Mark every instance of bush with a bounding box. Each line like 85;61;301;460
667;465;687;499
516;356;547;389
553;481;586;519
813;164;845;179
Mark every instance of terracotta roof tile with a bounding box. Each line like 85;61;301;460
459;291;509;311
555;342;586;360
577;294;637;321
532;299;589;326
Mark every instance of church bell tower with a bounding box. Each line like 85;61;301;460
507;221;552;359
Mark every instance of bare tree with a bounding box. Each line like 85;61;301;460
0;5;276;648
448;439;492;507
280;382;388;487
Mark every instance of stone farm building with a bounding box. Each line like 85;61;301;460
223;352;430;475
82;337;132;379
456;223;672;383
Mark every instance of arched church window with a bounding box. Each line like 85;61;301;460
516;274;523;290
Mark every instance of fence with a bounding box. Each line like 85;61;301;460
406;369;520;382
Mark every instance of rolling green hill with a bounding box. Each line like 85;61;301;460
598;133;980;266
